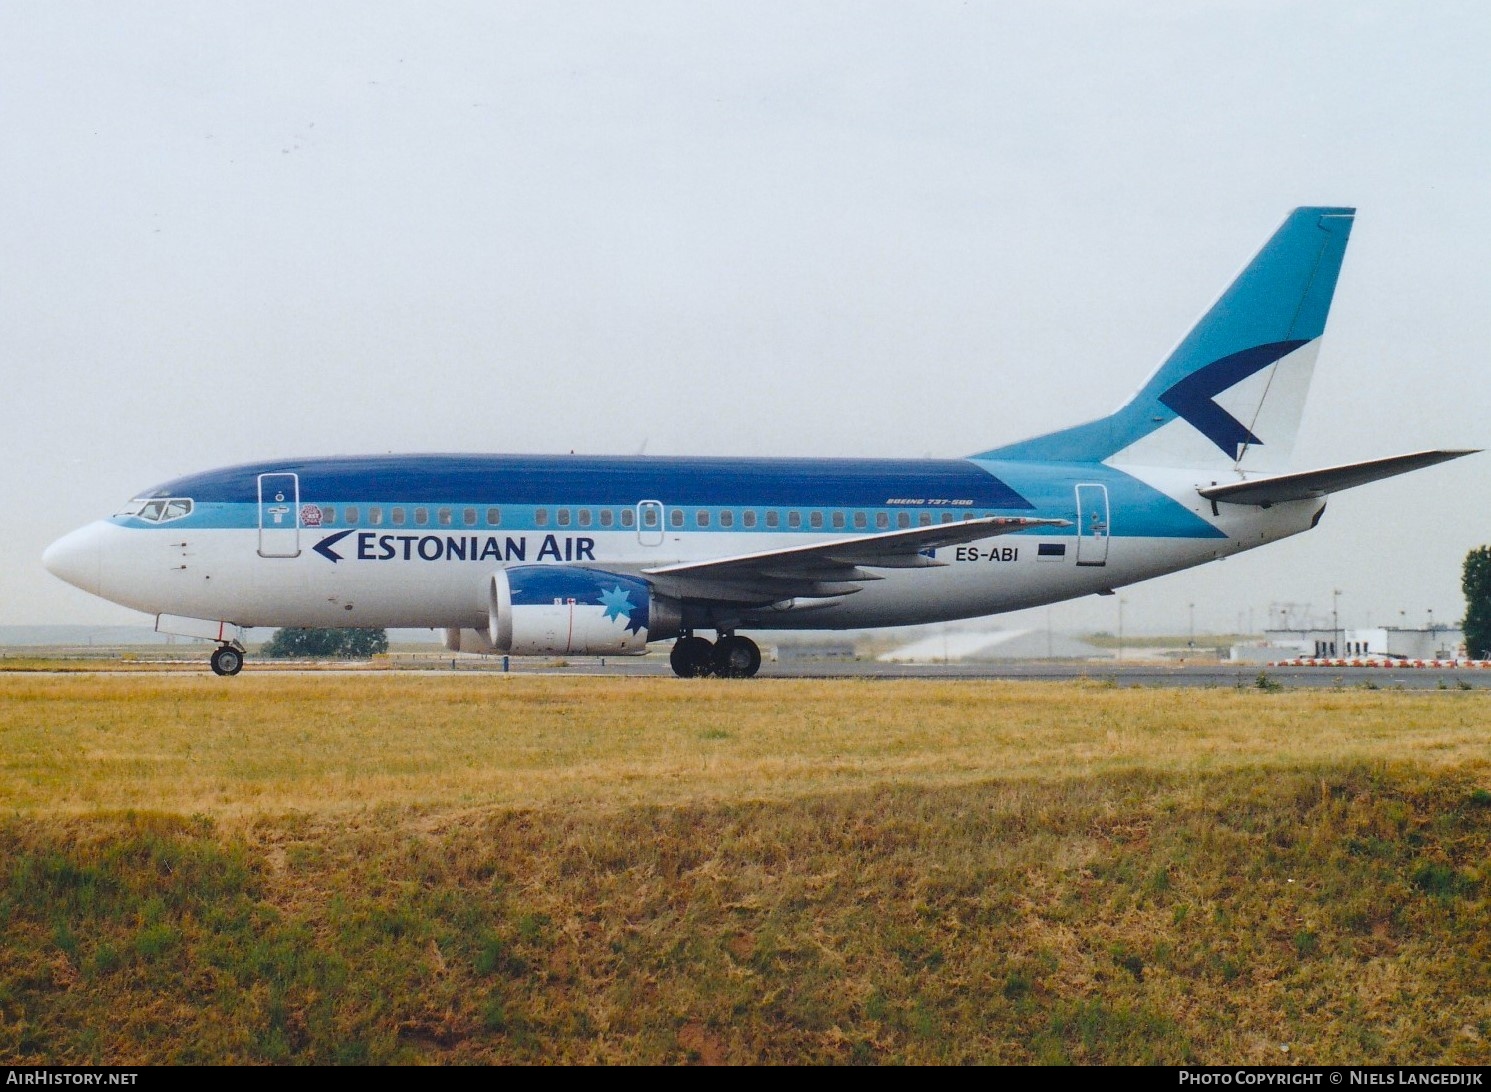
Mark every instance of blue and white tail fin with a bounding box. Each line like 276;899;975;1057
978;207;1356;472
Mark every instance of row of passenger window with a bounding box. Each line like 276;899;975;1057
320;506;508;529
316;505;989;530
658;509;980;530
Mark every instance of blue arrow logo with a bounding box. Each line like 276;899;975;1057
314;530;354;563
1158;339;1308;459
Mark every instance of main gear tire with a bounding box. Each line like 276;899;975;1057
711;635;761;679
670;636;715;678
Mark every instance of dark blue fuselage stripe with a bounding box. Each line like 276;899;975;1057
148;455;1035;510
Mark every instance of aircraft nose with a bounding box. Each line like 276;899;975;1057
43;523;105;596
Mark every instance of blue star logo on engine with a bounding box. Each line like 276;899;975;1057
598;585;634;625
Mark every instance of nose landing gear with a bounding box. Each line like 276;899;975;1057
668;631;761;678
210;642;246;676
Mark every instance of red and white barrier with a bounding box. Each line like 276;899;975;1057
1268;658;1491;669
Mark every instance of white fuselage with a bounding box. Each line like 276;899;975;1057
46;488;1322;633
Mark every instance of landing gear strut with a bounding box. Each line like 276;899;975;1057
668;632;761;678
210;643;245;677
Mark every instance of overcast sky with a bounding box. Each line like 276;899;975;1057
3;1;1488;637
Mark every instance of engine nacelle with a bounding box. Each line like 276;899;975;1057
488;567;681;656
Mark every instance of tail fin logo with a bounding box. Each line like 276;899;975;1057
1157;339;1309;460
972;208;1353;469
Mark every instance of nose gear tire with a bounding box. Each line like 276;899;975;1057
210;646;244;676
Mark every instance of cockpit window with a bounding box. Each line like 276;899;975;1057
115;497;194;523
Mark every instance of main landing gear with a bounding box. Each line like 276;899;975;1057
210;643;246;677
669;632;762;679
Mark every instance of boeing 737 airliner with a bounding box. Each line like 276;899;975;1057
44;208;1474;677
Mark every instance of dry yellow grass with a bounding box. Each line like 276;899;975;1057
4;674;1491;1063
2;674;1488;819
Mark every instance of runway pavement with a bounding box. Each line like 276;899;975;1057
488;656;1491;689
14;652;1490;690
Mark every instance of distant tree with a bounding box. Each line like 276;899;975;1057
261;628;389;659
1463;547;1491;659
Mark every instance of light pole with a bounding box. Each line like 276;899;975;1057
1188;602;1195;650
1332;589;1341;658
1117;597;1126;663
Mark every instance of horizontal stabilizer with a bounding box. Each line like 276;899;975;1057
1197;449;1477;506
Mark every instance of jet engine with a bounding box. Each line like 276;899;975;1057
484;566;681;655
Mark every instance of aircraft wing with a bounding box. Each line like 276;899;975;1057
640;515;1067;603
1197;449;1478;507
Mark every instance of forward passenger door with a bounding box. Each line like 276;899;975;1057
258;473;301;558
